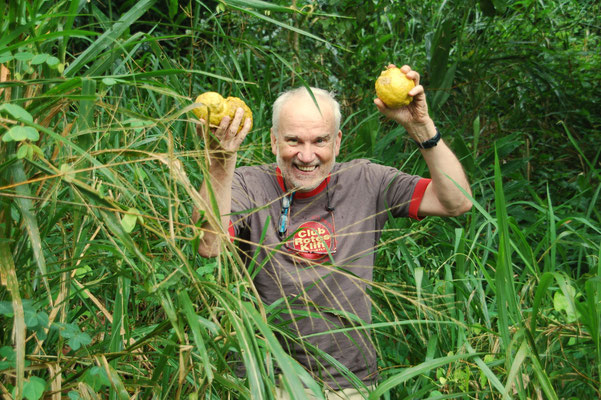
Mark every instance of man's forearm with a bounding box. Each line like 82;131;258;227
408;120;472;216
420;139;472;215
194;154;237;257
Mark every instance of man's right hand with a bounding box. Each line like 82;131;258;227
196;107;252;155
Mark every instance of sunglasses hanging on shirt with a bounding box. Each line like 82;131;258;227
278;193;294;240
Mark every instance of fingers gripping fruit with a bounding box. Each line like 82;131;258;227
375;67;415;108
193;92;253;132
225;96;253;132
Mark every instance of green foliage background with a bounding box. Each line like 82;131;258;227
0;0;600;399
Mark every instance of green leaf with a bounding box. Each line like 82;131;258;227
55;322;91;350
553;286;580;322
31;54;49;65
59;164;76;183
68;331;91;350
24;307;40;328
22;376;46;400
83;366;111;391
68;391;82;400
4;126;39;142
65;0;156;77
121;208;141;233
0;53;13;63
14;52;34;61
17;145;29;159
0;302;13;316
46;56;60;67
102;77;117;85
0;104;34;123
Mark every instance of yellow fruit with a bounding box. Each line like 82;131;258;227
375;67;415;108
225;96;253;132
192;92;227;125
192;92;253;133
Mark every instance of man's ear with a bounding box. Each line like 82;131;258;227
334;130;342;157
270;128;277;156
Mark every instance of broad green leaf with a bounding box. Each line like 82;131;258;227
56;323;92;350
30;54;49;65
0;53;13;63
68;391;82;400
17;145;29;159
0;302;13;316
84;366;111;391
14;52;34;61
0;104;34;123
121;208;141;233
3;126;39;142
22;376;46;400
46;56;59;67
554;287;580;322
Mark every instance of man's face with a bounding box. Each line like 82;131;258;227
271;95;342;192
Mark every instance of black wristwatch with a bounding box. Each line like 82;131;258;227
414;128;441;149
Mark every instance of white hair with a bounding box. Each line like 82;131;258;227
271;87;341;135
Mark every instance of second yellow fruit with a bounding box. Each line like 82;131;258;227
375;67;415;108
193;92;253;132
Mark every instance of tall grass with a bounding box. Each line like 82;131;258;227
1;0;600;399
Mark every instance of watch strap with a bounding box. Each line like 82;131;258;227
414;128;441;149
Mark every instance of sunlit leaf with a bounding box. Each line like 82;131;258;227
121;208;141;233
0;103;33;122
31;54;48;65
14;52;34;61
22;376;46;400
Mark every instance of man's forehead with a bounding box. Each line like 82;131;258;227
281;92;332;115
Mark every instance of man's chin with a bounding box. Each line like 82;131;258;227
290;177;323;192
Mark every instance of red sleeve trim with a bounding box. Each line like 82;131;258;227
228;220;236;242
409;178;431;220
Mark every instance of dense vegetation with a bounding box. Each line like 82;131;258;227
1;0;600;398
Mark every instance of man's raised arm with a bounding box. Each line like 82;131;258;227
374;64;472;217
192;108;251;257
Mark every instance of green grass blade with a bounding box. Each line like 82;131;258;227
11;161;50;297
494;146;519;347
64;0;156;77
241;302;322;399
0;243;26;399
178;290;214;384
369;353;479;399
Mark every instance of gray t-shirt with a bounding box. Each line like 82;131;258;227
229;159;430;388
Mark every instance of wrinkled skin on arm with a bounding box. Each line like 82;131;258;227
374;64;472;217
192;107;251;257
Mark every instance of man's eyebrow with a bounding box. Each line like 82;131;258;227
316;134;332;141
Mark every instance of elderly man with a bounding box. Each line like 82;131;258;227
193;65;472;398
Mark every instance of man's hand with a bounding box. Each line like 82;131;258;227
374;64;436;143
196;107;252;155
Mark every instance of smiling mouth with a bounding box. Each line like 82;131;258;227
295;164;317;172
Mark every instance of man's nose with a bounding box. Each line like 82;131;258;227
297;144;315;163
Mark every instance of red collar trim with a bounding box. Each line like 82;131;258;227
275;167;330;199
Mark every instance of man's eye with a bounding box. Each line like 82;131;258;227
287;139;298;144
